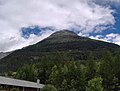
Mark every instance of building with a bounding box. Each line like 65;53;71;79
0;76;44;91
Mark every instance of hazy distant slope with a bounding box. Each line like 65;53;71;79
0;52;10;59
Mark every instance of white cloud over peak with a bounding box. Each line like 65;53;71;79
0;0;117;52
90;33;120;45
106;33;120;45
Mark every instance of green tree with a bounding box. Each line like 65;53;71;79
48;65;59;86
15;64;38;81
77;64;87;90
48;62;86;91
86;52;96;80
99;51;116;90
113;52;120;89
87;77;103;91
41;85;57;91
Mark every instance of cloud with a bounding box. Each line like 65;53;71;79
0;30;54;52
106;33;120;45
0;0;117;52
90;33;120;45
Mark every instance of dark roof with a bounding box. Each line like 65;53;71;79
0;76;44;88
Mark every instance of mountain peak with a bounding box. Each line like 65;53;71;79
43;30;80;43
49;30;78;38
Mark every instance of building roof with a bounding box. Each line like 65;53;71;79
0;76;44;88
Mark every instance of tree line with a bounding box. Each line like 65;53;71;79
3;51;120;91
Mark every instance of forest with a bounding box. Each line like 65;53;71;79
2;50;120;91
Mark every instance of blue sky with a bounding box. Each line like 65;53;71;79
0;0;120;52
88;3;120;44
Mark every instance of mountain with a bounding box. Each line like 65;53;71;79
0;30;120;73
25;30;120;52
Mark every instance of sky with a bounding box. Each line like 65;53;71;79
0;0;120;52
